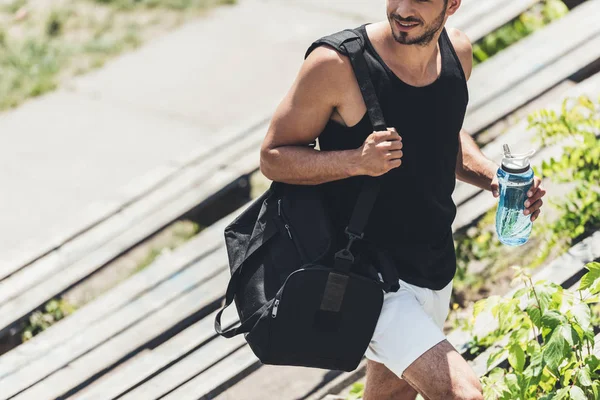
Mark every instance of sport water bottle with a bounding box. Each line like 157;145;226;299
495;144;536;246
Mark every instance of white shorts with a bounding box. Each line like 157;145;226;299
364;275;453;378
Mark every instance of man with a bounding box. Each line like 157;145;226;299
259;0;546;398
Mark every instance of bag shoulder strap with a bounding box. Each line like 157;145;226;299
215;28;398;339
304;27;386;133
305;28;388;268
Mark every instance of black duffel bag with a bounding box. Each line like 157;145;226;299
214;27;400;372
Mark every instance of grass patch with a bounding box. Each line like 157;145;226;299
0;0;237;111
21;298;76;342
133;219;202;274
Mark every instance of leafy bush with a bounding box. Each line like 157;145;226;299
527;95;600;265
473;0;569;66
478;263;600;399
453;94;600;305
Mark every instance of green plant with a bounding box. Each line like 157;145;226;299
476;262;600;399
22;298;76;342
346;382;364;400
527;95;600;266
454;207;500;284
472;0;568;66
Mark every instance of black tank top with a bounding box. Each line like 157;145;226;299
316;23;469;290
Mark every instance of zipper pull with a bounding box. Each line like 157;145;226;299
284;224;292;239
272;299;280;318
277;199;282;216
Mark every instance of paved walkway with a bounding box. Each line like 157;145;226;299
0;0;383;266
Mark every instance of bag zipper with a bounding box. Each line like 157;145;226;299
277;199;293;239
270;265;381;319
277;198;309;263
271;298;280;318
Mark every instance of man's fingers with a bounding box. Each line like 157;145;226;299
527;177;542;197
524;198;543;215
385;150;403;159
526;186;546;206
379;140;403;150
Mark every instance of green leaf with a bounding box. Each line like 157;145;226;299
554;386;570;400
486;347;507;370
579;262;600;291
473;298;488;318
551;288;564;309
569;385;587;400
542;327;567;371
585;354;600;372
592;381;600;399
536;285;553;314
559;324;576;347
512;287;529;300
570;302;592;331
541;310;565;330
508;343;525;373
576;365;593;387
527;305;542;328
504;373;519;395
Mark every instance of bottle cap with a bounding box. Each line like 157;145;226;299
501;144;536;174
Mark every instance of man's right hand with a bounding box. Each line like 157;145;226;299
355;127;403;176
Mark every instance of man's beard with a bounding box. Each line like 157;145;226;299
390;5;446;47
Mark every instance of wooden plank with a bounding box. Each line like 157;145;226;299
159;345;260;400
0;211;231;379
464;0;540;43
0;249;229;399
448;0;540;43
468;0;600;111
453;71;600;207
0;122;265;338
10;267;230;400
465;0;600;133
465;34;600;135
0;123;261;304
118;340;254;400
70;307;240;400
0;113;270;282
12;269;233;400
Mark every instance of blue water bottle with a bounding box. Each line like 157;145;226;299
495;144;536;246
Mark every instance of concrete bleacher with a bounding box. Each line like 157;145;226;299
2;0;600;399
0;0;357;341
4;0;598;346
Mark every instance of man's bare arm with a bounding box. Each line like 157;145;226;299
455;128;498;192
260;46;402;185
448;28;498;193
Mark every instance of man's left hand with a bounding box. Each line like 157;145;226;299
524;176;546;222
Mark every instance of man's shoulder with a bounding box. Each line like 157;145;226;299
445;27;473;80
303;43;356;88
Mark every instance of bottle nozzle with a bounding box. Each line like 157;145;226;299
501;144;536;173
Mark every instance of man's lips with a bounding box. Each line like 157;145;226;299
396;20;420;31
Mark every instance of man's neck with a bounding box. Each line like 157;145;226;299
371;21;444;80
